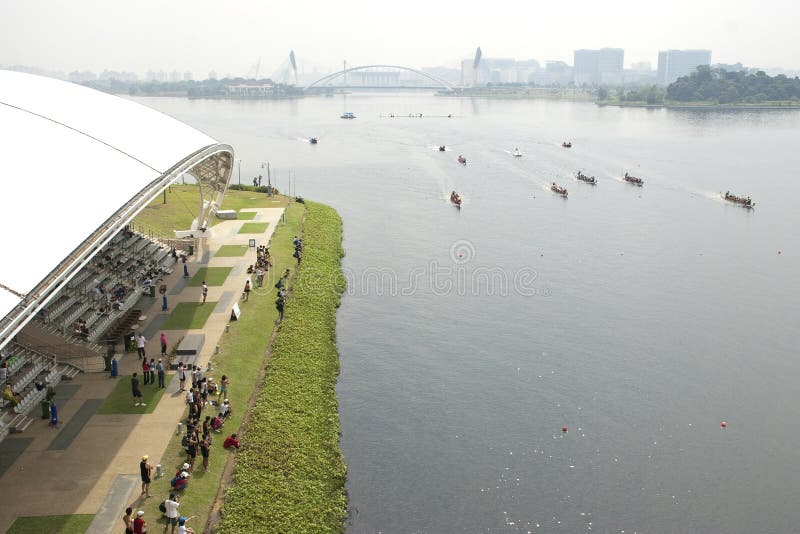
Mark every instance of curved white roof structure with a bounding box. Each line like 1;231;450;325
0;70;233;350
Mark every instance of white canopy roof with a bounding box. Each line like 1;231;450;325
0;70;231;349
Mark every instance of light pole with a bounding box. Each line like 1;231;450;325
237;159;242;186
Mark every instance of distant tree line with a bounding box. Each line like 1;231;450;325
667;65;800;103
81;78;304;98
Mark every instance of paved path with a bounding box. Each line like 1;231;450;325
0;208;285;532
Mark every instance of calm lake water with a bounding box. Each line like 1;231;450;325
136;94;800;533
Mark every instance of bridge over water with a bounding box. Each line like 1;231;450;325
304;65;458;93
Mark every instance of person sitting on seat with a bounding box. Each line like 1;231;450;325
3;381;20;407
223;433;240;449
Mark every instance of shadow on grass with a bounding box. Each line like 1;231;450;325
188;267;232;287
97;375;174;414
162;302;216;330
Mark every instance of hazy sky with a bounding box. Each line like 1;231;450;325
1;0;798;76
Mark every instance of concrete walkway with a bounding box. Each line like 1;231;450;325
0;207;285;533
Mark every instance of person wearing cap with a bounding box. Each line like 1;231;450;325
171;470;190;491
220;398;232;418
133;510;146;534
164;493;180;533
139;455;152;498
177;515;196;534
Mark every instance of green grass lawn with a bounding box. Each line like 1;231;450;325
7;514;95;534
138;200;305;532
162;302;216;330
215;245;249;257
238;222;269;234
236;211;257;220
188;267;232;286
219;201;346;533
97;374;174;414
133;185;289;237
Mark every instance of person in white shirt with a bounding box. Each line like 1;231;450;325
164;494;180;533
177;515;196;534
136;333;146;360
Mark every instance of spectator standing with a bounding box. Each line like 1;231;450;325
139;455;152;498
131;373;145;407
200;433;211;470
142;359;150;385
136;333;146;360
255;267;264;288
164;494;180;534
201;281;208;304
149;358;156;385
121;506;133;534
276;294;285;322
157;359;165;388
243;279;251;301
177;362;186;391
191;366;198;390
218;375;228;402
133;511;146;534
160;332;168;357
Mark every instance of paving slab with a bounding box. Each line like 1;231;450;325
49;399;104;450
85;474;139;534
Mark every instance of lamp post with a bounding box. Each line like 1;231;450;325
237;159;242;186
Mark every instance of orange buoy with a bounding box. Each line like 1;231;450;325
562;427;568;433
721;421;728;428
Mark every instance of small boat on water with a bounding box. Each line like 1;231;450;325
722;191;755;209
575;171;596;185
438;145;446;152
340;112;356;119
562;141;572;148
457;155;467;165
309;137;318;144
450;191;462;207
513;148;522;157
551;182;568;197
623;172;644;186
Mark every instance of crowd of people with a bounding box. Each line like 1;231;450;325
120;229;303;531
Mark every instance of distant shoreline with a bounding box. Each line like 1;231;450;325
597;101;800;110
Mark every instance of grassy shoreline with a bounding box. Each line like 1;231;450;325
218;201;347;533
597;100;800;110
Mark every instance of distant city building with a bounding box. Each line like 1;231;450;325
99;70;138;82
530;61;573;86
68;70;97;83
460;57;540;86
169;70;180;83
226;82;275;97
208;70;217;80
183;70;193;81
713;62;747;73
657;50;712;85
630;61;652;72
573;48;624;85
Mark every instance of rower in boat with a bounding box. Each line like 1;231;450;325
576;171;596;184
309;137;318;144
513;148;522;157
722;191;755;208
439;145;446;151
623;172;644;186
562;141;572;148
550;182;568;196
450;190;462;207
457;155;467;165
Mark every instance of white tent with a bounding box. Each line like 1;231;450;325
0;70;233;350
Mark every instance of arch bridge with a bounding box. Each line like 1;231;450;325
305;65;456;92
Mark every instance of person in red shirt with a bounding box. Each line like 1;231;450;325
142;359;150;385
133;510;146;534
223;433;240;449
